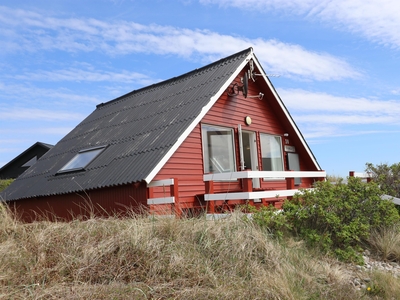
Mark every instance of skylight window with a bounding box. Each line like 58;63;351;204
58;146;106;173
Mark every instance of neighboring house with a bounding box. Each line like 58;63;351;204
1;48;325;221
0;142;53;180
349;171;400;206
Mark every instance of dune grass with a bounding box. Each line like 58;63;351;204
368;223;400;262
0;203;399;299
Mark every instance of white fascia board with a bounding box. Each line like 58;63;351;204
251;55;321;171
144;51;254;184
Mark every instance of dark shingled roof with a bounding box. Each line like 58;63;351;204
0;142;54;180
1;48;252;201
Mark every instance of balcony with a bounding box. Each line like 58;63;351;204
204;170;326;212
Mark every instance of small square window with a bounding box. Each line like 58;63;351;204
57;146;105;173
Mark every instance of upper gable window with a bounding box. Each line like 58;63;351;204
57;146;106;174
201;124;236;174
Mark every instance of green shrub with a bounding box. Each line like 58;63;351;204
245;204;290;239
283;177;399;262
365;162;400;214
0;179;14;193
365;162;400;198
251;177;400;263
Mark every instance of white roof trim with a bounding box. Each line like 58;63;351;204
250;54;321;170
145;48;321;183
144;51;254;183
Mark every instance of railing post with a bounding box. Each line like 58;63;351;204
243;177;253;193
205;179;215;214
349;171;355;177
171;178;181;218
286;176;295;190
147;185;154;199
286;173;295;201
147;184;154;213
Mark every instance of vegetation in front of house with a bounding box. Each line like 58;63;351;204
0;203;398;299
1;162;400;298
0;179;13;193
250;176;400;264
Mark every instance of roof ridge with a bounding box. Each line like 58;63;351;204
96;47;252;109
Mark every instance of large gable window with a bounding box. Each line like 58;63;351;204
202;124;236;173
58;146;105;173
260;134;283;171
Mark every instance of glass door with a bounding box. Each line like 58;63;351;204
239;128;260;188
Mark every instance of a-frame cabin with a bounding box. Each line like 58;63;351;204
1;48;325;221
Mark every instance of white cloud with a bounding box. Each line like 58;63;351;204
294;114;399;125
0;5;360;81
391;89;400;95
280;89;400;115
0;82;100;104
301;126;400;139
200;0;400;49
277;88;400;139
12;68;158;85
0;107;85;122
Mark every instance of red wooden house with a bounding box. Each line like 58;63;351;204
1;48;325;221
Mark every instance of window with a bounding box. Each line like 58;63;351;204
202;124;236;173
260;134;283;171
58;146;105;173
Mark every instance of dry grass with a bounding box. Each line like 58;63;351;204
368;224;400;261
0;205;398;299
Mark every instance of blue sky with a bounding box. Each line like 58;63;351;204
1;0;400;177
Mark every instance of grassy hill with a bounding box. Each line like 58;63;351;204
0;206;399;299
1;177;399;299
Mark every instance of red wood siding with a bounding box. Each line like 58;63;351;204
153;70;319;211
9;183;147;222
153;127;205;205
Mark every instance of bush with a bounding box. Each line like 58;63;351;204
365;162;400;198
245;204;290;239
286;177;399;262
251;177;400;263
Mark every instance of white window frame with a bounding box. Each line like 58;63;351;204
57;145;106;174
201;124;236;174
260;133;284;180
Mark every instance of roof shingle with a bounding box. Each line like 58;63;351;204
1;48;252;201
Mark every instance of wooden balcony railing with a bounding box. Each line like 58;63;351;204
203;170;326;203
